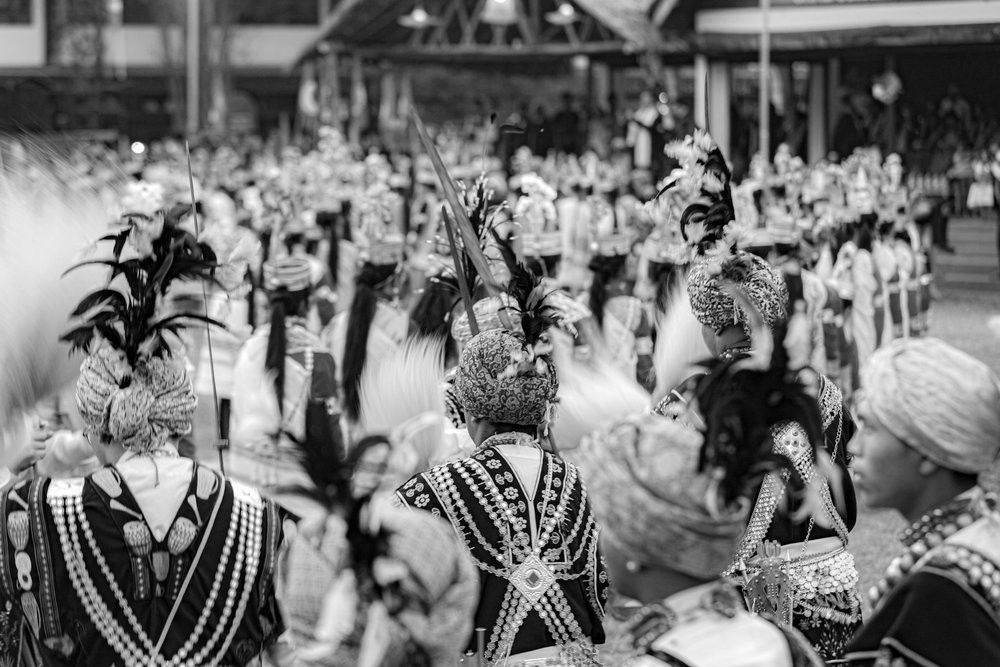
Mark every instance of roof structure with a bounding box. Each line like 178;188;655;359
294;0;675;65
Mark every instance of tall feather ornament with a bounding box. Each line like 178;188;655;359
357;337;447;480
550;339;649;456
651;276;711;405
0;164;109;426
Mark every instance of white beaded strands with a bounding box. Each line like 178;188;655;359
50;482;264;666
428;440;599;664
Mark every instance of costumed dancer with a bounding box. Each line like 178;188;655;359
396;261;607;666
838;338;1000;666
0;196;285;665
194;191;262;447
578;336;827;666
230;255;345;520
274;384;480;667
654;131;861;660
325;181;409;432
587;226;655;392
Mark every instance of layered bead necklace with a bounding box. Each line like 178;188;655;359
431;432;599;664
50;484;263;666
868;489;994;609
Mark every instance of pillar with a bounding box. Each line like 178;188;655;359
694;53;708;131
826;56;841;143
592;62;611;111
808;62;826;164
707;61;731;159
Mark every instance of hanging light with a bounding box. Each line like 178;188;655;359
399;3;442;28
545;2;580;26
481;0;519;26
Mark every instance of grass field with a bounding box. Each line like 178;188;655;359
849;286;1000;612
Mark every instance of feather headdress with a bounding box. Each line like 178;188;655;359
651;276;711;405
61;197;225;367
0;161;109;425
358;337;449;491
489;229;564;349
691;334;821;505
551;341;649;455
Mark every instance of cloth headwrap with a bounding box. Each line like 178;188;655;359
263;255;317;292
577;413;749;578
76;346;197;454
278;502;478;666
455;328;558;426
860;337;1000;474
373;502;480;664
687;251;789;335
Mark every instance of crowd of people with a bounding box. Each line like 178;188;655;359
0;116;997;667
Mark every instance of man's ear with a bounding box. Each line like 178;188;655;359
918;457;940;477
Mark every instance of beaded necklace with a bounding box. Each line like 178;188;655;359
50;483;264;666
428;435;600;664
868;489;991;609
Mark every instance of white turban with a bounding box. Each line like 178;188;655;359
861;338;1000;474
76;346;197;454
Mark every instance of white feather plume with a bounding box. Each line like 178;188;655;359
652;277;711;404
0;160;111;426
358;337;446;475
989;315;1000;340
551;336;650;454
229;334;282;448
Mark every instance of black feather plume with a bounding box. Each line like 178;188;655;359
61;206;224;368
489;229;562;347
690;323;823;505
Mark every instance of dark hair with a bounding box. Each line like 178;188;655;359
265;286;312;413
855;214;877;252
315;210;340;293
410;275;459;362
343;262;398;422
587;254;627;326
524;255;560;278
649;260;682;313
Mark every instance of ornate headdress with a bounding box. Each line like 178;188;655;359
454;241;563;426
514;172;562;259
658;132;788;336
63;187;236;454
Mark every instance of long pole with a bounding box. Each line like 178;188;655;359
759;0;770;162
186;0;200;136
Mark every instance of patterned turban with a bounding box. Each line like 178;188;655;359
577;413;749;579
860;338;1000;474
455;328;559;426
687;251;788;335
76;346;197;454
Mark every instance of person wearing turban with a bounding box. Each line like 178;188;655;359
0;196;285;665
230;255;346;520
577;347;826;666
653;132;861;659
839;338;1000;666
274;436;481;667
395;268;607;665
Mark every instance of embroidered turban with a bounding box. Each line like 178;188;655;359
687;251;788;336
76;346;197;454
577;413;749;579
454;328;559;426
860;337;1000;474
